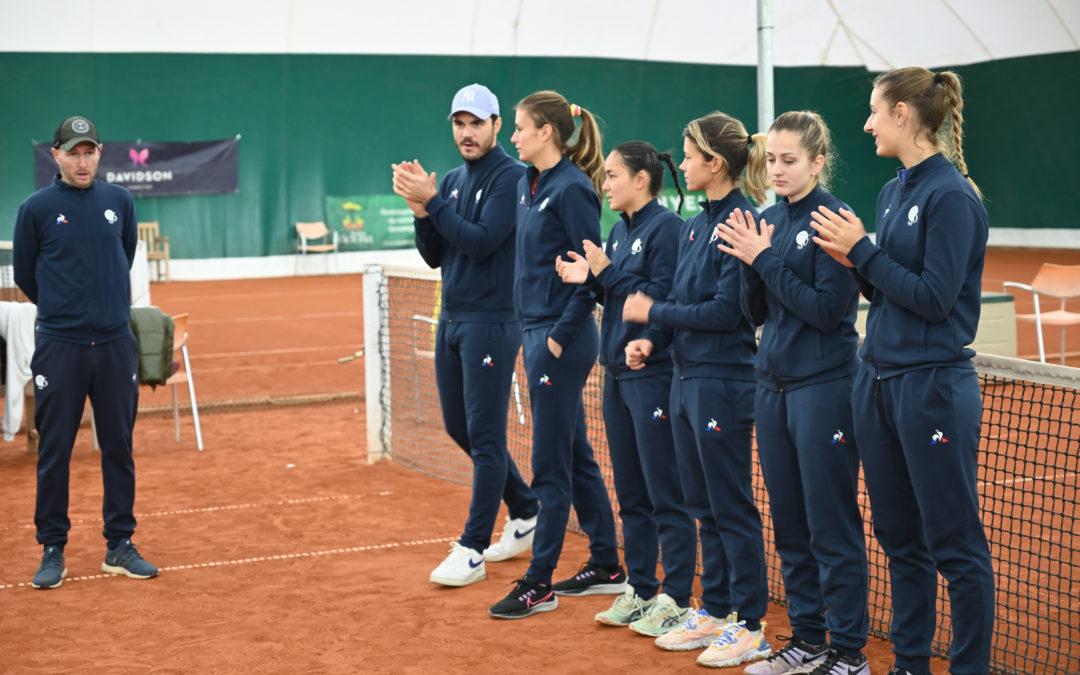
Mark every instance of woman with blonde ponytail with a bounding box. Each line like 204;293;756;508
488;91;624;620
810;67;994;675
622;111;771;669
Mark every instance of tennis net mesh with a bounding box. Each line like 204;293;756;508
366;265;1078;675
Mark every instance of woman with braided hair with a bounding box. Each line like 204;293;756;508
557;141;697;636
810;68;993;675
489;91;624;620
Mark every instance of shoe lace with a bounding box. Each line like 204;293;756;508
763;636;800;663
808;649;863;675
573;562;596;580
109;539;144;565
41;547;63;569
712;620;747;647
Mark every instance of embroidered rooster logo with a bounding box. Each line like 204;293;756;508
538;374;552;386
931;429;949;445
652;407;668;421
832;429;847;445
706;418;721;433
481;354;494;368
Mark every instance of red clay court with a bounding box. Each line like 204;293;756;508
0;247;1076;673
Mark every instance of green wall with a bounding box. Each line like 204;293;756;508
0;51;1074;258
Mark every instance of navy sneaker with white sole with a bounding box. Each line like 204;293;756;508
31;545;67;589
102;539;159;579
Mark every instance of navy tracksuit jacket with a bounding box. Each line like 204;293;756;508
741;185;868;650
13;175;140;547
643;189;768;626
847;153;993;675
589;199;695;605
413;144;539;553
513;156;618;583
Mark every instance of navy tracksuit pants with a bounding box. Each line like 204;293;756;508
853;363;994;675
434;320;539;553
522;322;619;583
669;372;768;625
755;376;868;651
33;334;140;547
603;370;696;607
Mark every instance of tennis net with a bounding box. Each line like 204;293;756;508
364;264;1078;675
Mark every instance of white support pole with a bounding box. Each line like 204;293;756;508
757;0;775;207
363;264;388;463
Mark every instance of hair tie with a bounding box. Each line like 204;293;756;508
569;103;581;118
747;133;755;146
933;72;944;85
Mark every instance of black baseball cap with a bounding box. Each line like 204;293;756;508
53;116;100;151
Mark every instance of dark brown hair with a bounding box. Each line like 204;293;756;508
611;141;685;214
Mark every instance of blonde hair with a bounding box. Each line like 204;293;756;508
684;111;769;204
517;90;605;195
874;67;982;198
770;110;836;189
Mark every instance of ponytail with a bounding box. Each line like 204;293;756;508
518;90;605;195
874;67;982;198
659;152;685;214
684;111;768;204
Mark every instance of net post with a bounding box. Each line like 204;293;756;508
363;264;388;463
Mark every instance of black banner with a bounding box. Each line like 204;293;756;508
35;138;239;197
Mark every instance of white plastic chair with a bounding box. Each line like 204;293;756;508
1003;263;1080;364
295;221;339;275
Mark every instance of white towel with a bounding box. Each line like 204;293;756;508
0;302;37;441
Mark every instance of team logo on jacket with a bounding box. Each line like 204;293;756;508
475;189;482;203
612;240;619;252
931;429;949;445
652;407;668;421
450;189;460;199
883;206;891;218
481;354;494;367
631;238;644;255
539;197;550;211
520;194;526;205
706;418;721;433
796;230;810;250
832;429;847;445
538;374;552;386
907;205;920;226
55;213;68;225
689;229;695;242
104;209;118;224
34;374;48;389
708;226;720;243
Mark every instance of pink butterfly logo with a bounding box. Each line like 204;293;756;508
129;147;149;167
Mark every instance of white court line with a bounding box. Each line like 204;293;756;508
981;470;1078;487
193;344;362;360
0;536;453;591
193;311;361;325
0;492;394;533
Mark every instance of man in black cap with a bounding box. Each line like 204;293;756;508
14;115;158;589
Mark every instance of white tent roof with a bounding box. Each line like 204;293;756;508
2;0;1077;69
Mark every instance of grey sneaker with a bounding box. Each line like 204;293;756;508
102;539;159;579
744;635;828;674
31;545;67;589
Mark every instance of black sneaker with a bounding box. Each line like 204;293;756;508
102;538;159;579
551;561;628;596
489;576;558;619
808;649;869;675
31;545;67;589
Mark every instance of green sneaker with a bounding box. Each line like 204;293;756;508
594;587;653;626
629;593;693;637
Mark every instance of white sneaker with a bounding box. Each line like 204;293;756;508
482;514;537;562
429;542;485;587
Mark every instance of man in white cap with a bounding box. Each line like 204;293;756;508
14;115;158;589
392;85;539;587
